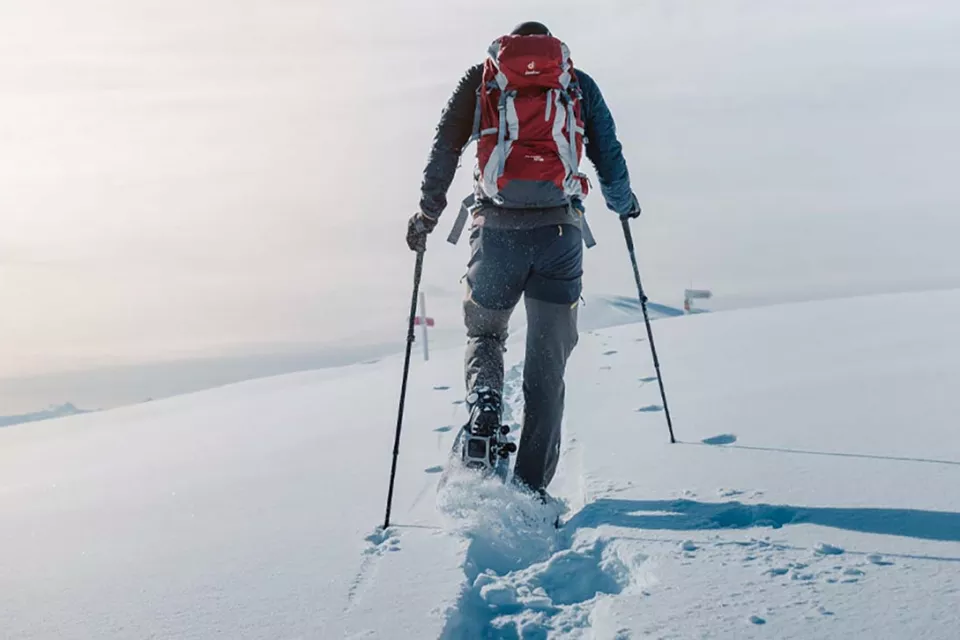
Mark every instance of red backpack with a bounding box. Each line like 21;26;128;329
472;35;590;209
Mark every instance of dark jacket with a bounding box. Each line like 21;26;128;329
419;63;638;220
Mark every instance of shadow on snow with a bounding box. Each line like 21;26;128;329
564;498;960;543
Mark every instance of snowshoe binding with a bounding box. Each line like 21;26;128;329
460;387;516;481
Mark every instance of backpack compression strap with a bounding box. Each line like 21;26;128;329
447;195;479;245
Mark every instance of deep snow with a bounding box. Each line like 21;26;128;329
2;290;958;638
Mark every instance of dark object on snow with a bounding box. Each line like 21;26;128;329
621;217;676;443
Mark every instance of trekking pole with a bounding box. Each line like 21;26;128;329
383;250;425;529
620;217;677;443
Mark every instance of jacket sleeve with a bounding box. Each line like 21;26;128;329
577;70;639;216
419;64;483;219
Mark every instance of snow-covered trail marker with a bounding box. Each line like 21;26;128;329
414;290;435;362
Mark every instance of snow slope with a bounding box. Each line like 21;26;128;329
0;293;682;417
2;290;959;638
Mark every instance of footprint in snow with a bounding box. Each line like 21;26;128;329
867;553;894;566
637;404;664;413
447;538;641;636
424;466;444;474
364;527;397;549
348;528;400;608
434;425;454;433
702;433;738;445
638;376;657;384
814;542;845;556
433;385;451;391
717;488;746;498
602;350;618;356
452;400;465;406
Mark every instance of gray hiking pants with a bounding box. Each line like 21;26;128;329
463;222;582;491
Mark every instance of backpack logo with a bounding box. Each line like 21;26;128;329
525;60;538;75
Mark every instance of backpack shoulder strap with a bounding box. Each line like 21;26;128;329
468;88;482;144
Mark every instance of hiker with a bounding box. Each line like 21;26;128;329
406;21;641;494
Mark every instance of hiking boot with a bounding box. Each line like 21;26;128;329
465;386;503;437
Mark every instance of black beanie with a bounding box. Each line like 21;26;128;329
511;21;551;36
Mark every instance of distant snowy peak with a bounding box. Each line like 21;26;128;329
0;402;92;428
578;294;687;333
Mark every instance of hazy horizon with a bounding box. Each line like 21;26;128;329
4;1;960;395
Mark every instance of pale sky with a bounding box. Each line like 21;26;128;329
3;0;960;379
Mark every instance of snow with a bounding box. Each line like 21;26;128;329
2;290;959;638
3;2;960;637
0;293;679;416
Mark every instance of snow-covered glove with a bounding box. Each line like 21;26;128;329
406;211;438;252
619;194;642;220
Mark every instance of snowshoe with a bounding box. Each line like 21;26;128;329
460;387;516;481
